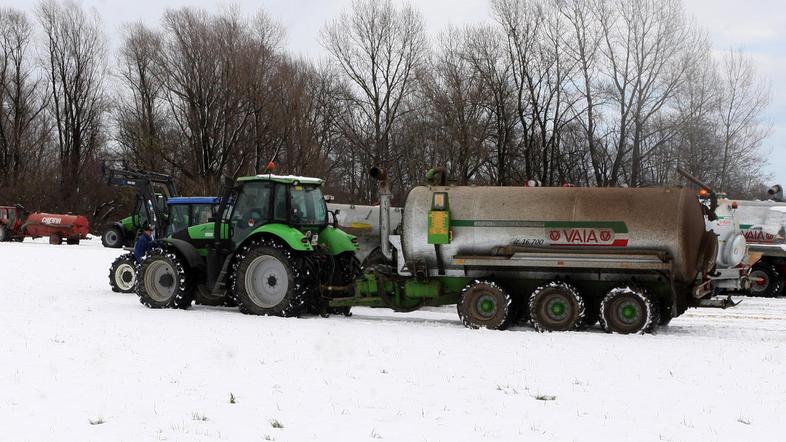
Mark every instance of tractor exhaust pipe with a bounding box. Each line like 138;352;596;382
370;167;392;261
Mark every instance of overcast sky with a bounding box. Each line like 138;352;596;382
7;0;785;185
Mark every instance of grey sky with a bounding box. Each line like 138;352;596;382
7;0;784;186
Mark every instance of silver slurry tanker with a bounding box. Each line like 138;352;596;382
330;167;721;335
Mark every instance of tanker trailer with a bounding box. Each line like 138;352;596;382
328;168;719;334
22;212;90;244
728;186;786;297
327;203;403;263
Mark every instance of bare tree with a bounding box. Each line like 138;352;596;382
0;8;48;187
717;49;771;191
37;0;108;202
114;23;167;172
321;0;426;198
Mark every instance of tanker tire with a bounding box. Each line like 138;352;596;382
0;225;8;242
457;280;513;330
136;248;195;309
109;252;137;293
599;286;660;334
102;226;124;248
528;281;585;332
746;262;784;298
234;240;306;317
49;233;62;245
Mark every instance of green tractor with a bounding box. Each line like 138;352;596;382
100;163;177;248
135;174;360;316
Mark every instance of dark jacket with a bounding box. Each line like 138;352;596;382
134;233;154;262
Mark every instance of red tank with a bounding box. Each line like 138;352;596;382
24;212;90;245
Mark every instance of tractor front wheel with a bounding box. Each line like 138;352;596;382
136;248;194;309
235;242;305;317
102;226;124;248
109;252;137;293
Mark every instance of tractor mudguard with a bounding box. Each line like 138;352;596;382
243;223;313;252
161;238;205;270
318;226;358;256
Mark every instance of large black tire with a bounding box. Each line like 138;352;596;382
136;248;195;309
49;233;62;245
528;281;586;332
102;226;124;248
0;225;9;242
599;286;660;334
457;280;513;330
109;252;137;293
66;237;80;245
234;240;306;317
746;262;784;298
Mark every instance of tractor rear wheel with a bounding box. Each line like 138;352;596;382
600;286;660;334
109;253;137;293
136;248;194;309
235;242;305;317
528;281;585;332
102;226;124;248
746;262;784;298
457;280;513;330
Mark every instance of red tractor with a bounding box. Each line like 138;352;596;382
0;204;90;245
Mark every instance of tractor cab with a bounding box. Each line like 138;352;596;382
165;197;220;237
0;205;25;242
221;175;328;248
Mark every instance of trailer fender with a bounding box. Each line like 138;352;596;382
161;238;205;270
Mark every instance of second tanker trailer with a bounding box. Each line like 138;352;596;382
326;168;721;334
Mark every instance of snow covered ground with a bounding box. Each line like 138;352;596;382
1;238;784;441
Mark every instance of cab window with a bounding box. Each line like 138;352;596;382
231;182;272;243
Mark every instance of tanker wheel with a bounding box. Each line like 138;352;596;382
234;241;305;317
746;262;784;298
109;252;137;293
102;226;124;248
0;225;8;242
49;233;62;245
457;280;513;330
136;248;195;309
599;286;660;334
528;281;585;332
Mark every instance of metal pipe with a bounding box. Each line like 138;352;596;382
676;167;718;221
370;167;392;261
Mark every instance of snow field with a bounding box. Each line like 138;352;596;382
1;238;784;441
